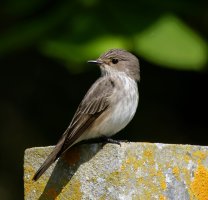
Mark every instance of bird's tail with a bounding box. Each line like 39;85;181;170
32;148;59;181
32;134;67;181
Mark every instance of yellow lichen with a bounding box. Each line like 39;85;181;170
60;179;82;200
156;170;162;176
143;149;153;158
190;165;208;200
182;168;191;190
142;149;155;169
24;145;208;199
184;154;190;163
106;171;120;186
24;172;47;199
125;156;140;170
172;166;180;180
24;165;35;194
114;148;165;198
156;169;167;190
137;177;144;184
69;179;82;200
193;151;206;164
99;194;107;200
160;179;167;190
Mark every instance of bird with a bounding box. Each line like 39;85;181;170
33;49;140;181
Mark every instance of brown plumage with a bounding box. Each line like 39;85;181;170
33;77;114;180
33;49;140;181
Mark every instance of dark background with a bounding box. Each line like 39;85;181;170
0;0;208;199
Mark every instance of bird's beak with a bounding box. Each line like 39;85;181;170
87;60;103;65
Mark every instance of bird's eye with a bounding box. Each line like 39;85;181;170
112;58;119;64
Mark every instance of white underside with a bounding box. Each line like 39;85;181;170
77;74;139;142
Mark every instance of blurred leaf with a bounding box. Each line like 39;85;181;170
78;0;98;7
0;2;73;55
134;14;208;70
3;0;46;16
40;36;127;72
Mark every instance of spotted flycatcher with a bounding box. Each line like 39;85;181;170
33;49;140;181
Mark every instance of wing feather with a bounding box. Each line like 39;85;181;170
60;77;114;152
33;77;115;180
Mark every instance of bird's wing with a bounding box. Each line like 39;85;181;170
33;77;115;180
61;76;115;152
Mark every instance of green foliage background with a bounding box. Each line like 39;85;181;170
0;0;207;199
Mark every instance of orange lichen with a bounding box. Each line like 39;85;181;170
24;173;47;199
159;195;166;200
24;165;35;194
190;165;208;200
62;146;81;165
24;181;33;195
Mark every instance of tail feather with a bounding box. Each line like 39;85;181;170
32;149;59;181
33;134;67;181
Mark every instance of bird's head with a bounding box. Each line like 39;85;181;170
88;49;140;81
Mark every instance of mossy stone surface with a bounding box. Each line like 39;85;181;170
24;143;208;200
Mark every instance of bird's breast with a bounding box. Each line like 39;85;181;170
89;75;139;138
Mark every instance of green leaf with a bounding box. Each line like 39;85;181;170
134;14;208;70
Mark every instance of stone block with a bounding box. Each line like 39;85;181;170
24;143;208;199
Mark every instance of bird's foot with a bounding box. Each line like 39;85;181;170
76;137;129;147
104;138;121;146
102;137;129;146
